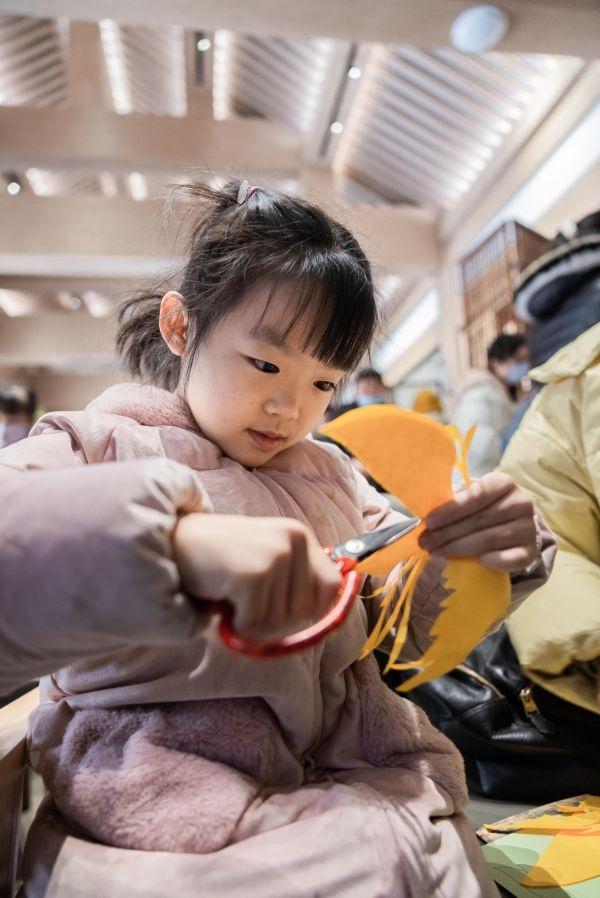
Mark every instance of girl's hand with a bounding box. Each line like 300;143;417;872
418;472;539;573
173;514;341;637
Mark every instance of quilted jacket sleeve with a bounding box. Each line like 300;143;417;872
500;373;600;697
0;451;212;695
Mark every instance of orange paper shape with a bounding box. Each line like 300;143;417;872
493;811;600;835
521;830;600;887
392;558;510;690
322;404;455;520
320;405;511;688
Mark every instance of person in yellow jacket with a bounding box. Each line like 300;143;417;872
501;321;600;715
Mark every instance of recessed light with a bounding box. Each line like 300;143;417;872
197;38;211;52
330;121;344;135
348;66;362;80
6;181;21;196
450;5;509;54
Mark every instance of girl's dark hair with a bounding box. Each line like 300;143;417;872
117;179;377;389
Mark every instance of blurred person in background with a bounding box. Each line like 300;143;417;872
323;367;392;423
451;333;528;478
317;367;394;492
504;208;600;446
0;383;36;448
354;367;391;406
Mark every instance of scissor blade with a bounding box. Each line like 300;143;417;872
332;517;421;562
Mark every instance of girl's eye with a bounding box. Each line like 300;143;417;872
248;357;279;374
314;381;335;393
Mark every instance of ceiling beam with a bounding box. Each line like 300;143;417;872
0;103;301;177
0;191;439;280
0;313;118;368
67;21;108;107
0;1;598;57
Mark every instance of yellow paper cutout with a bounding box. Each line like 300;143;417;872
391;559;510;689
558;796;600;814
322;405;455;519
320;405;511;688
489;812;600;835
485;796;600;833
521;830;600;887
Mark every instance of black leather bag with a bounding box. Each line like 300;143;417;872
383;627;600;802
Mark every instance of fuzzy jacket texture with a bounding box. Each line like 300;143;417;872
0;383;555;897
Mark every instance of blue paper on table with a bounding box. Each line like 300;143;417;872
482;834;600;898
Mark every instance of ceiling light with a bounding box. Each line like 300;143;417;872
197;37;211;52
128;172;148;201
68;296;82;310
0;289;36;316
6;180;21;196
348;66;362;80
330;121;344;135
450;5;509;54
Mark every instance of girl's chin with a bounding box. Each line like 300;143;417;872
209;430;303;467
217;438;280;468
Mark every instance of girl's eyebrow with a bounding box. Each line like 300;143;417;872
248;323;291;352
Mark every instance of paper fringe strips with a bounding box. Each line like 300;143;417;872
320;405;511;691
485;796;600;886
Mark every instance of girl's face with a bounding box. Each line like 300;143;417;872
177;284;346;467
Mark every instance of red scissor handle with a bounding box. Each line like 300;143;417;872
195;554;360;658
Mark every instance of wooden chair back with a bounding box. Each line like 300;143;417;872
0;688;39;898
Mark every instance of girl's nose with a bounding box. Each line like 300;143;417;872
263;391;300;420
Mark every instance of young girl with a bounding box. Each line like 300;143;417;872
4;181;554;898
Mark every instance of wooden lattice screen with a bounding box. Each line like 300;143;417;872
459;221;550;369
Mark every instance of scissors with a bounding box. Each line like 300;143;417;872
194;516;421;659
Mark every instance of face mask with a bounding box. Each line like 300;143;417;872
505;360;529;386
356;394;389;407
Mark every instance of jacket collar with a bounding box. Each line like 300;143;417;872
87;382;199;432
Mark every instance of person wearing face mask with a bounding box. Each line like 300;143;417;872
0;384;36;449
354;367;392;406
451;333;529;479
317;368;394;492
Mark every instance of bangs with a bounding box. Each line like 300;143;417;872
255;250;377;371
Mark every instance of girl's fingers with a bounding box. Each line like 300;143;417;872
420;494;534;552
425;519;537;566
478;546;538;572
425;472;517;529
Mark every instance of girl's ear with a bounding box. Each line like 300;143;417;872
159;292;188;356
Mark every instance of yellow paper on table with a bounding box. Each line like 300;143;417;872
482;833;600;897
555;797;600;815
485;797;600;835
491;813;600;835
320;405;511;688
522;830;600;887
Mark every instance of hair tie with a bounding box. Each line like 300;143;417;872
237;180;258;204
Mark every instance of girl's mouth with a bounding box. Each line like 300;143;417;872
246;429;286;451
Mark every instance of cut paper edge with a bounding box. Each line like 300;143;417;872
392;558;511;690
322;406;511;690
